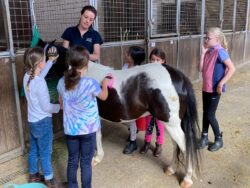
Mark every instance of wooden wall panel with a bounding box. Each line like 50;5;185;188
245;32;250;62
0;58;20;155
231;33;245;66
100;44;145;70
149;40;178;68
178;37;200;81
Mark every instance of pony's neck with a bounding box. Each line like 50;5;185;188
79;66;88;77
86;61;112;83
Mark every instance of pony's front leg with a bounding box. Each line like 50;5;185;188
92;128;104;166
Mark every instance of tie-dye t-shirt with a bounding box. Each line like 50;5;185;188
57;76;101;135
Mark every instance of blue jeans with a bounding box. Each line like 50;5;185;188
66;132;96;188
28;117;53;180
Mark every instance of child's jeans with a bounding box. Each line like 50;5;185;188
28;117;53;180
145;115;164;145
66;132;96;188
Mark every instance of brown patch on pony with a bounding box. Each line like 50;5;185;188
97;88;124;122
121;72;170;121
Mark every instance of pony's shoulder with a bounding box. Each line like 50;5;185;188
88;61;113;71
133;63;167;73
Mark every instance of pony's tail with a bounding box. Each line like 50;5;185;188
178;76;201;175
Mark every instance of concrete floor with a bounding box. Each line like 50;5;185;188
0;63;250;188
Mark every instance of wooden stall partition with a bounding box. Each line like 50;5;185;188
225;33;233;57
101;46;123;69
0;57;23;163
15;54;29;147
148;39;178;69
231;33;245;66
101;44;146;69
244;32;250;63
178;37;200;82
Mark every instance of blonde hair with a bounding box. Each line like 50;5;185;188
206;27;228;50
23;47;44;91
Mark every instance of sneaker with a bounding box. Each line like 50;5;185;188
45;178;60;188
28;172;44;183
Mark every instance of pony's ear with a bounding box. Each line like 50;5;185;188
50;39;56;45
37;38;46;47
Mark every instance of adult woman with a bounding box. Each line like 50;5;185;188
61;5;103;61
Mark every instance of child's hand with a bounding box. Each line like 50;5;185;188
101;78;110;88
216;83;223;94
47;46;59;62
201;44;208;55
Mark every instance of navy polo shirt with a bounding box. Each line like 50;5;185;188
61;25;103;54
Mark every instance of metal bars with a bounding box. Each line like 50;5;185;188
235;0;247;31
0;0;249;49
97;0;145;43
32;0;89;42
1;0;31;50
179;0;202;35
150;0;177;37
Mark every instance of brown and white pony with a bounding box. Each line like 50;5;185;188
38;39;200;187
85;61;200;188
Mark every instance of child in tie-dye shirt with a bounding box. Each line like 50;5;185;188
57;45;109;188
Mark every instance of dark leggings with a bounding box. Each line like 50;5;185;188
146;116;160;136
202;91;221;137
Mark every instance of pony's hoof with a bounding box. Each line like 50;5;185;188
180;178;193;188
164;167;175;176
92;157;101;166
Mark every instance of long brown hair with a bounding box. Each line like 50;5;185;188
23;47;44;91
64;45;89;90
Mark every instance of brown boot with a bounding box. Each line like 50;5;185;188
140;141;150;154
45;178;60;188
154;143;162;157
28;172;44;183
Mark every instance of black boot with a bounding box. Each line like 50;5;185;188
198;133;209;149
140;141;150;154
208;133;223;152
123;140;137;154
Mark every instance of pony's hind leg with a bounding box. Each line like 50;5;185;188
92;128;104;166
165;140;178;176
164;114;185;152
163;116;194;188
180;153;194;188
